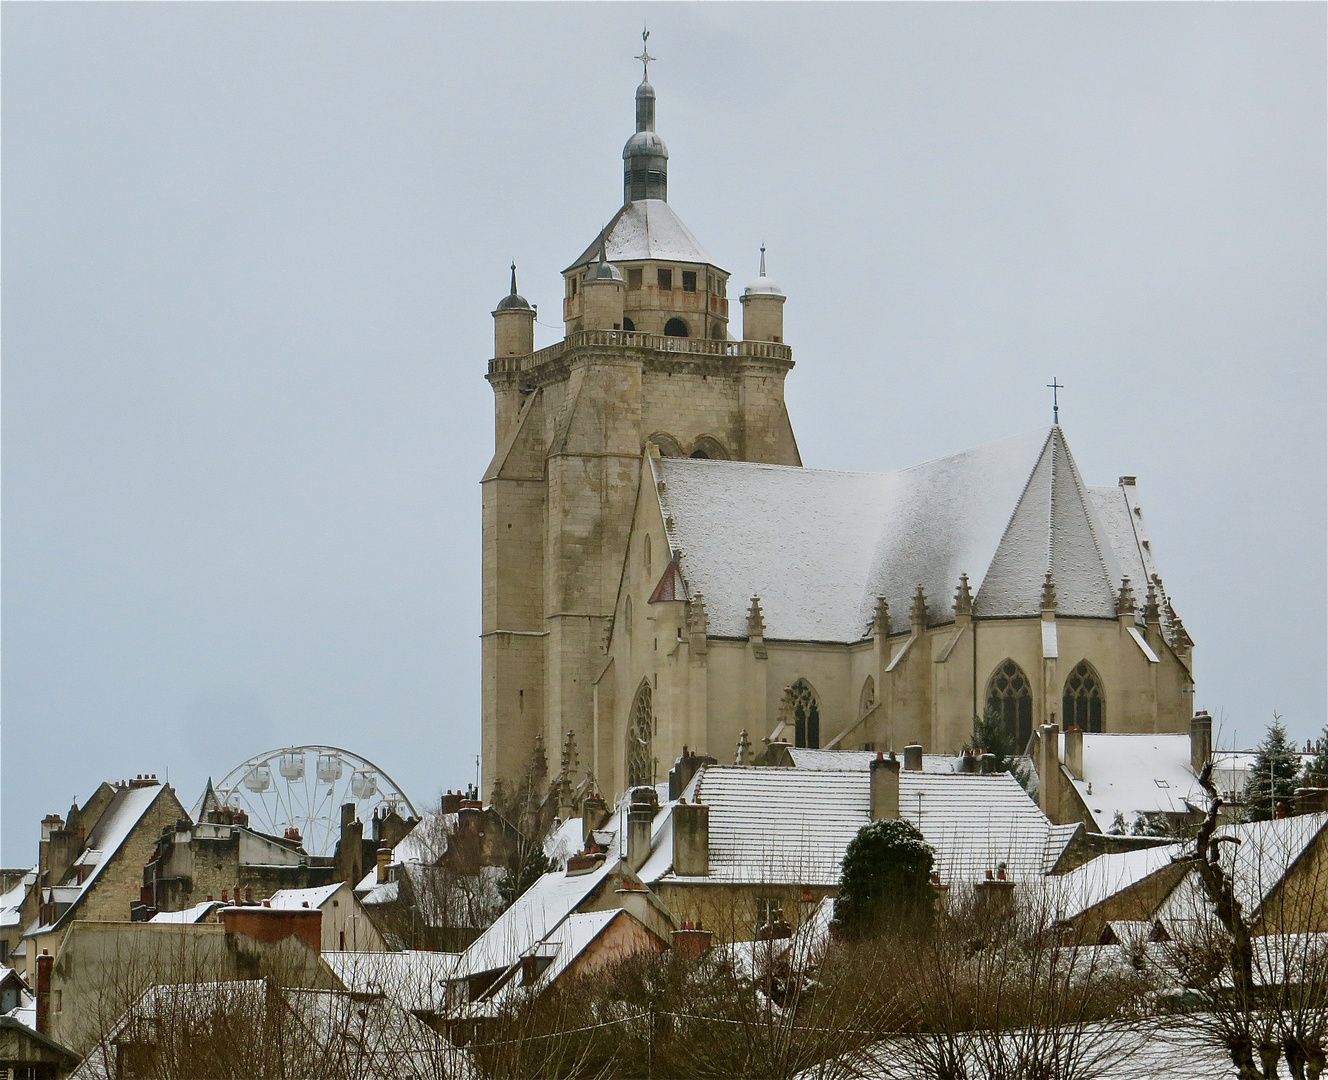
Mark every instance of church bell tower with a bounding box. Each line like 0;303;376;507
481;45;802;805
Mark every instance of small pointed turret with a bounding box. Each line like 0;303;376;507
741;244;786;343
954;574;974;618
492;263;535;359
910;585;928;632
1040;572;1058;611
746;596;766;639
1115;577;1136;617
872;596;890;638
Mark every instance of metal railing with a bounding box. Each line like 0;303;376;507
489;330;791;375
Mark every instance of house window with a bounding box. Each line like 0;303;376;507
628;268;643;290
681;270;697;292
622;317;635;331
628;680;655;787
755;896;784;929
1063;660;1105;733
664;318;689;337
784;680;821;749
986;659;1034;750
657;268;673;291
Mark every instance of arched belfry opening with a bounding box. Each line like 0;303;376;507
784;680;821;749
1063;660;1105;733
986;659;1033;751
628;680;655;787
664;317;689;338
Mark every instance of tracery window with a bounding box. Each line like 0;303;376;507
628;680;655;787
859;676;876;718
785;679;821;749
1063;660;1104;733
986;659;1033;751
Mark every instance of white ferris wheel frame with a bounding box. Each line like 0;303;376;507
213;744;417;858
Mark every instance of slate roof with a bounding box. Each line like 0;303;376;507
1063;733;1205;832
647;765;1077;888
566;200;718;272
653;427;1173;643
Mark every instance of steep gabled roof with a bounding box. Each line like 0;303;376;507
565;200;718;272
653;427;1143;642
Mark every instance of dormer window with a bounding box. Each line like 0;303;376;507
681;271;697;292
657;268;673;291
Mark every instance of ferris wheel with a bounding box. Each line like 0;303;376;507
213;745;417;858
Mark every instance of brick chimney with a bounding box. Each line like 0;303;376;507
581;792;610;846
671;921;715;959
1064;725;1084;781
671;799;709;877
454;801;484;876
35;951;53;1035
626;787;658;873
375;843;392;885
221;906;321;953
870;752;901;820
668;749;717;800
978;753;997;774
1191;711;1212;775
903;744;923;772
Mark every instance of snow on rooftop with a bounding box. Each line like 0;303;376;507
323;949;460;1014
1045;843;1187;921
648;765;1073;888
149;900;223;924
655;428;1145;643
899;772;1079;884
1067;734;1204;832
30;784;166;935
787;749;958;773
567;200;717;271
267;883;342;910
454;856;617;979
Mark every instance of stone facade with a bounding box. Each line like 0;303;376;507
481;72;800;804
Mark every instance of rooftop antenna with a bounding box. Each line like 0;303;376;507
1046;377;1063;425
635;26;654;80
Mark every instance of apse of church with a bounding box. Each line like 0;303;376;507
482;58;1195;805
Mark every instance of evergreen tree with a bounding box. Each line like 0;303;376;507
833;818;935;939
1242;716;1301;821
963;704;1014;772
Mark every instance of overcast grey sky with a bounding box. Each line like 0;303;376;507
3;2;1323;862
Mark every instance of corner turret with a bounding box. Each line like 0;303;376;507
741;245;786;343
493;264;534;358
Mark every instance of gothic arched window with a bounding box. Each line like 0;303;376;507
859;676;876;718
664;318;689;338
785;680;821;749
1063;660;1105;733
628;680;655;787
986;659;1033;751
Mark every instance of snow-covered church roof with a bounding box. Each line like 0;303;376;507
652;427;1177;642
565;200;718;273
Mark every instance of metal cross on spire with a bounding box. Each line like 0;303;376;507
635;27;655;80
1046;377;1064;425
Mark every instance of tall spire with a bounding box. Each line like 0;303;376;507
623;31;668;203
509;262;518;296
759;243;767;277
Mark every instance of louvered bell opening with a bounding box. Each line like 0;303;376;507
625;167;667;203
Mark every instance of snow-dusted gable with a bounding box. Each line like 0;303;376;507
654;427;1149;643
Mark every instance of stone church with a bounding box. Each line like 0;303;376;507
481;63;1195;806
